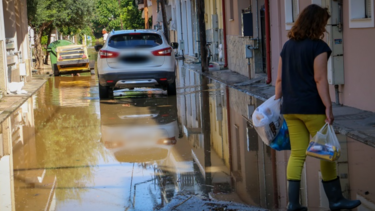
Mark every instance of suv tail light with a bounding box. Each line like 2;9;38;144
99;50;119;59
152;47;172;56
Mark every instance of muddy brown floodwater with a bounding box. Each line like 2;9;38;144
1;61;375;211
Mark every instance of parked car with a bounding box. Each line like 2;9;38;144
95;30;179;98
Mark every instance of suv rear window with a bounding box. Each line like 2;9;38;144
108;33;163;49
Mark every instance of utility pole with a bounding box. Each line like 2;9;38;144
197;0;212;189
160;0;169;43
197;0;208;72
118;0;123;29
144;0;149;29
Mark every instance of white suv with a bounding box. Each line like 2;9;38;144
95;30;178;98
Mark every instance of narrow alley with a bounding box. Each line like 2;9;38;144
1;0;375;210
0;58;374;210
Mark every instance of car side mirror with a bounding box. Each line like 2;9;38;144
95;44;103;52
171;42;179;49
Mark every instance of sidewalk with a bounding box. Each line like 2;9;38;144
184;63;375;148
0;77;48;125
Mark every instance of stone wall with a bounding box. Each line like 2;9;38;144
227;35;264;78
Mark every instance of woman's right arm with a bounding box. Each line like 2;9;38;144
275;57;282;100
314;52;334;124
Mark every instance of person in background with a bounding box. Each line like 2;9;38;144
274;4;361;211
102;28;108;42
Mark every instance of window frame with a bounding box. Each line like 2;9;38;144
285;0;300;30
349;0;374;28
229;0;234;21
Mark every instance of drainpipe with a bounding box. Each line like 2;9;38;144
265;0;272;84
222;0;228;67
226;86;233;173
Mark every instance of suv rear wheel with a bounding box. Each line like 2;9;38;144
99;84;113;99
167;82;176;95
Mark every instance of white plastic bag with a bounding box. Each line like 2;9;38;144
306;123;341;162
252;95;283;146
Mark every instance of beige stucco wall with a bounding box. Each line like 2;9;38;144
209;90;230;167
270;0;287;86
151;0;157;28
339;1;375;112
270;0;375;112
347;137;375;206
229;88;260;206
225;0;252;76
1;0;31;85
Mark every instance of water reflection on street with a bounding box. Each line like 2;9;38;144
0;64;375;210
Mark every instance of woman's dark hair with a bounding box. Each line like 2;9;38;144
288;4;330;40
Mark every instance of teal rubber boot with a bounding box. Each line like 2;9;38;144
287;180;308;211
322;177;361;211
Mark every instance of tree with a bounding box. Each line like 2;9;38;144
91;0;144;37
121;0;144;30
91;0;122;34
27;0;94;68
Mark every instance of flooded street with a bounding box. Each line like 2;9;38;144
1;64;375;211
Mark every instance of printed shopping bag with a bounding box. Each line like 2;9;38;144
270;119;291;151
306;123;341;162
252;95;283;146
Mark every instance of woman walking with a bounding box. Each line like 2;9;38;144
274;5;361;211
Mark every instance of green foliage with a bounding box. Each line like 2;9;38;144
28;0;95;67
28;0;94;32
91;0;145;38
121;0;144;30
92;0;122;32
41;35;48;45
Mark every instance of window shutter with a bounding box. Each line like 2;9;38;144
292;0;299;22
366;0;372;18
229;0;234;20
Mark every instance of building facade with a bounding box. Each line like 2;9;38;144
0;0;32;95
140;0;375;209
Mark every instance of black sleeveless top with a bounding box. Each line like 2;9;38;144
280;39;332;115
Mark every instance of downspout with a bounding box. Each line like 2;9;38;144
222;0;228;67
265;0;278;207
265;0;272;84
226;86;233;173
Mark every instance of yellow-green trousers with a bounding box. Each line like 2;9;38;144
284;114;337;181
